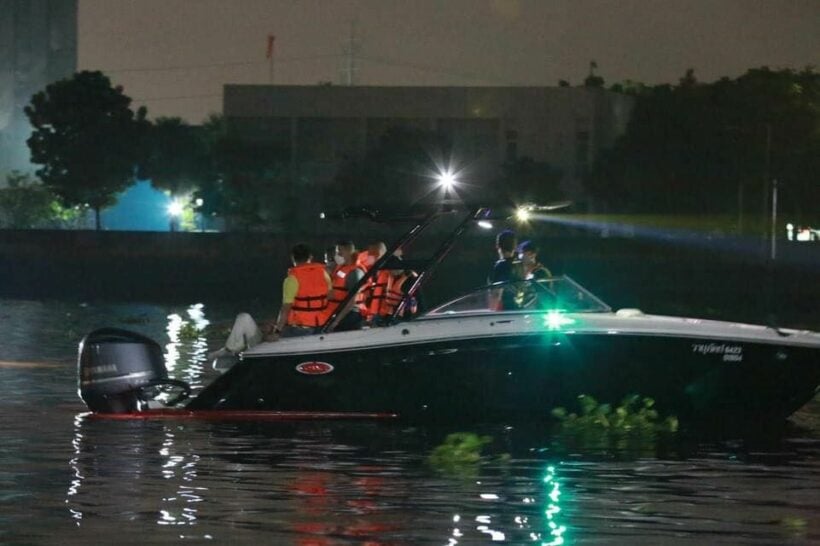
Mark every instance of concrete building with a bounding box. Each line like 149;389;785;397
223;85;634;206
0;0;77;181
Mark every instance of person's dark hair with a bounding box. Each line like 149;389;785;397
336;239;355;251
518;240;538;254
496;229;517;253
291;243;312;263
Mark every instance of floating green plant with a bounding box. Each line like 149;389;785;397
551;394;678;455
779;516;808;538
177;321;203;340
428;432;493;476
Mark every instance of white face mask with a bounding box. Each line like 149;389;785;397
333;254;345;266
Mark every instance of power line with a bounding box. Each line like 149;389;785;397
132;92;222;102
357;55;506;84
97;55;339;75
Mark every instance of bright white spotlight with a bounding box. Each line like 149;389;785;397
167;200;184;217
478;220;493;230
515;207;531;223
437;169;457;190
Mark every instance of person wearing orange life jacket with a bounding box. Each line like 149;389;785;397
269;243;332;339
326;240;367;331
375;256;418;325
358;241;387;322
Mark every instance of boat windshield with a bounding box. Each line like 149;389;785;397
424;276;611;316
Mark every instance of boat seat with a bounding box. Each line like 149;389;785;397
616;308;644;317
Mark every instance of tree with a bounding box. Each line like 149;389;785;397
584;61;605;88
194;114;291;231
0;171;80;228
143;116;207;197
587;67;820;221
25;71;149;229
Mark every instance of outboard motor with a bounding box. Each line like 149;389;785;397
78;328;190;413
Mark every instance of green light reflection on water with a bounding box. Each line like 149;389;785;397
542;464;567;546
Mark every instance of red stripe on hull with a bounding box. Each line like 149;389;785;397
89;410;399;421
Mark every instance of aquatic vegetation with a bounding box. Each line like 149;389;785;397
428;432;493;475
551;394;678;455
778;516;807;538
177;321;203;340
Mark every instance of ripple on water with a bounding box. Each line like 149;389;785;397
0;298;818;544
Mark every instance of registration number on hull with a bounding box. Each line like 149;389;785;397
691;343;743;362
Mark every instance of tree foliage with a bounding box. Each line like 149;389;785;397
25;71;149;229
193;114;291;231
589;67;820;220
143;116;207;196
0;172;80;228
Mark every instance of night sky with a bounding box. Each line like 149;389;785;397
78;0;820;122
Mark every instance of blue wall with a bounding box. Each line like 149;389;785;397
101;180;172;231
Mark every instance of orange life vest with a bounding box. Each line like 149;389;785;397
379;274;409;318
368;269;391;319
326;263;367;317
287;263;329;327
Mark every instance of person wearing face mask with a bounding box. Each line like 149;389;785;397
325;240;367;331
517;240;552;280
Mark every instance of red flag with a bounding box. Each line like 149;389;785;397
266;34;275;59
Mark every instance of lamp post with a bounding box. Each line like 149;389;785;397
436;169;457;192
167;200;183;232
194;198;204;232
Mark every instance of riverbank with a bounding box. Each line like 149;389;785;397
2;228;818;327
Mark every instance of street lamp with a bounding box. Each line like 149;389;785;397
436;169;457;191
167;200;184;232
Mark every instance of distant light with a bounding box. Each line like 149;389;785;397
195;198;203;207
437;169;457;190
478;220;493;230
167;201;184;217
786;223;794;230
515;207;531;223
319;212;326;219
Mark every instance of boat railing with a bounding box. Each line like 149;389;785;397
422;275;612;317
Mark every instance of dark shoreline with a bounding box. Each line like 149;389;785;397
1;228;818;328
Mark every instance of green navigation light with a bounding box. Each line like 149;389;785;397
545;310;575;331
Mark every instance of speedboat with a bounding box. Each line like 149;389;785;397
77;206;820;426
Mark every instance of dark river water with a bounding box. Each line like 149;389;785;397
1;298;818;545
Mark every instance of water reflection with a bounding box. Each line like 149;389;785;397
2;298;819;544
542;464;566;545
164;303;211;393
